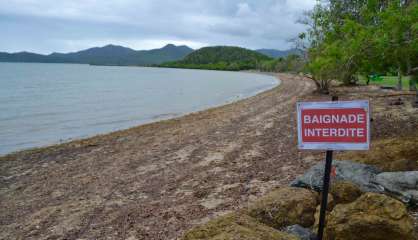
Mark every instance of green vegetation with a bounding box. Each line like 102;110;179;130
160;46;272;71
255;48;301;59
358;75;416;90
257;54;305;73
299;0;418;93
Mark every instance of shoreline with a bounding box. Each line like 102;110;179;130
0;69;278;157
0;74;316;239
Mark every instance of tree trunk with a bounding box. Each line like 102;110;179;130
415;77;418;107
406;59;416;91
397;68;402;91
411;67;418;107
415;89;418;108
321;79;330;94
410;78;417;91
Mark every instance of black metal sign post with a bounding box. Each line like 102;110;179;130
316;96;338;240
316;150;333;240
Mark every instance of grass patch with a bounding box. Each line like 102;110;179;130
358;75;416;90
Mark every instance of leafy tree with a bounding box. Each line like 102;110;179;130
274;54;305;73
373;1;418;90
301;0;418;93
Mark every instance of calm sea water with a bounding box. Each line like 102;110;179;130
0;63;278;155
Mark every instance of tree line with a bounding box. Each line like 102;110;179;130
298;0;417;93
256;54;305;73
160;46;272;71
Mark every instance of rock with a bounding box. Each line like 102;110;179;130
311;194;334;233
181;213;298;240
336;135;418;172
290;160;382;193
313;205;322;232
318;193;335;211
330;181;362;204
247;187;318;229
324;193;415;240
313;204;331;232
374;171;418;205
284;225;316;240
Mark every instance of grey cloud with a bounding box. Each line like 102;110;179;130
0;0;316;53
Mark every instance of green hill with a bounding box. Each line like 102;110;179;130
160;46;272;71
256;48;302;58
0;44;194;66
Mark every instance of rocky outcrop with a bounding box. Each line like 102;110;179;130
324;193;415;240
336;135;418;171
290;160;382;192
180;159;417;240
247;187;318;229
284;224;316;240
313;205;325;232
330;181;362;204
374;171;418;205
181;213;298;240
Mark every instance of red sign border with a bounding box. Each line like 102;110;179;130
297;100;370;150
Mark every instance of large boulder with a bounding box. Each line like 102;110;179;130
373;171;418;205
284;225;316;240
290;160;382;193
313;205;325;232
247;187;318;229
324;193;415;240
181;213;298;240
336;135;418;171
330;181;363;204
312;201;333;232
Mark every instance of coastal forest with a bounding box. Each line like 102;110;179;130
300;0;418;93
160;46;305;72
160;46;272;71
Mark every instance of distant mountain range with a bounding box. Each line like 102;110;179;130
0;44;194;66
0;44;299;66
255;48;302;58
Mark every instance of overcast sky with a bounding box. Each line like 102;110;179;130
0;0;316;54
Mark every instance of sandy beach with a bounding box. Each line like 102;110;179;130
1;70;418;240
2;72;418;240
0;73;321;240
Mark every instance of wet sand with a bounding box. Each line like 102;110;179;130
0;74;317;239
